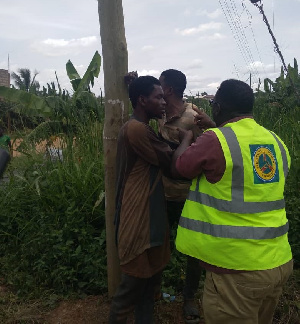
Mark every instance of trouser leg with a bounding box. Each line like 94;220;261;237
135;271;162;324
183;256;203;300
166;201;203;300
109;273;147;324
203;261;293;324
167;200;184;229
166;201;184;250
258;260;293;324
203;271;260;324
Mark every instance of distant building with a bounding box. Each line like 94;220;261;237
183;94;215;102
0;69;10;87
202;94;214;101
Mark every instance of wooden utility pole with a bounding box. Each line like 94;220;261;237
98;0;129;296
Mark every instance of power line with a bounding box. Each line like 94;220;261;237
218;0;250;73
226;0;261;82
272;0;276;72
219;0;262;85
242;1;267;78
228;0;261;81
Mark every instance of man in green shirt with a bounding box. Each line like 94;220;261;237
0;128;11;151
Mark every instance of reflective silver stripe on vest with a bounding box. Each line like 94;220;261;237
189;127;286;213
179;217;289;240
269;131;289;178
188;190;285;213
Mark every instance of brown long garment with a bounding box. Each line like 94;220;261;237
115;117;173;278
157;102;202;201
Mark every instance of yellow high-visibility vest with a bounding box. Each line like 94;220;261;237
176;118;292;270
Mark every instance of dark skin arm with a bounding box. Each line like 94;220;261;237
171;128;193;178
192;106;216;129
171;110;216;178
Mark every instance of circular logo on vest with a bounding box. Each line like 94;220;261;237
253;147;277;181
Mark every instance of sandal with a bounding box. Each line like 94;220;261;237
183;299;200;324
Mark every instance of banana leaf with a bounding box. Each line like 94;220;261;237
66;60;81;91
0;86;53;117
66;51;101;97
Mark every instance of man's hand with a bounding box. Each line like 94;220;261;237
124;71;138;86
177;128;193;143
193;106;216;129
171;128;193;179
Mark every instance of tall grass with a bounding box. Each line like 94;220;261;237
0;118;107;297
0;88;299;313
253;96;300;267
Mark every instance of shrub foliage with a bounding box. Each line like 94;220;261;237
0;59;299;301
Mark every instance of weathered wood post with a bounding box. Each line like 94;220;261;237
98;0;129;297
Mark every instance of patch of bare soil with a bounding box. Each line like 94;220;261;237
11;137;64;157
44;295;109;324
42;295;205;324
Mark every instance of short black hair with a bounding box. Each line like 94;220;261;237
160;69;187;98
128;76;161;109
216;79;254;114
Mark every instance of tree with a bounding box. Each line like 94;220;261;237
11;68;40;93
98;0;129;296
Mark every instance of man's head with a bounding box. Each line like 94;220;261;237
128;76;166;119
212;79;254;126
159;69;187;100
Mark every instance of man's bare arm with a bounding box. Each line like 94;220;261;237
171;128;193;178
193;106;216;130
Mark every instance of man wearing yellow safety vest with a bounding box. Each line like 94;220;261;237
172;79;293;324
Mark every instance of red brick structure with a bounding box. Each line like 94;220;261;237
0;69;10;87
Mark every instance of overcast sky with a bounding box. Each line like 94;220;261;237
1;0;300;96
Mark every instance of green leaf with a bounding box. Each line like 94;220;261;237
74;51;101;97
0;86;53;117
66;60;81;91
66;60;81;81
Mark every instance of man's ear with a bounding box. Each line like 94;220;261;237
214;103;221;117
138;95;147;107
164;86;173;97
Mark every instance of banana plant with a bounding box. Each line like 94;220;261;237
67;50;101;97
0;51;102;148
262;58;300;109
0;86;55;117
0;51;101;120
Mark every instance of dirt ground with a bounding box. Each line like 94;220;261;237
11;137;64;157
43;294;204;324
1;270;299;323
0;281;204;324
10;294;205;324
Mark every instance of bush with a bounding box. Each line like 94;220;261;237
254;96;300;267
0;120;107;297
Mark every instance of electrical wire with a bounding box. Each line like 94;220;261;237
219;0;262;86
242;1;267;78
225;0;261;83
228;0;261;81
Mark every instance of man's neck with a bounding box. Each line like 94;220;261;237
132;110;149;124
165;98;185;119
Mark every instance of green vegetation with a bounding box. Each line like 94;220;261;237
0;51;106;298
11;68;40;94
253;59;300;269
0;56;299;322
